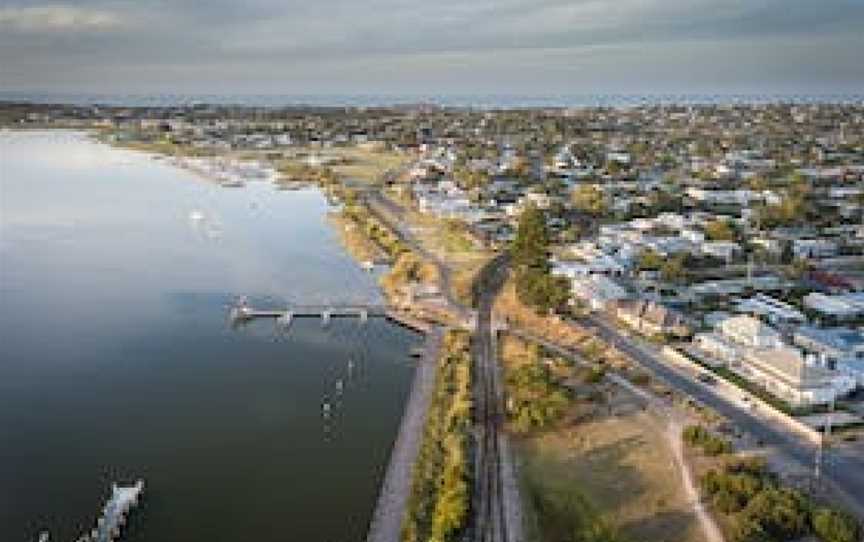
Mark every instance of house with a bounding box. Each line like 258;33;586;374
719;315;783;349
616;300;691;337
793;239;838;259
733;294;807;327
686;188;758;206
794;327;864;386
803;292;864;320
680;228;705;244
694;315;782;363
566;275;629;311
700;241;741;262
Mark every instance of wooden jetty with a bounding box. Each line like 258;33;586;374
229;299;433;334
57;480;145;542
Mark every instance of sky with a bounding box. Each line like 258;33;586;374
1;0;863;96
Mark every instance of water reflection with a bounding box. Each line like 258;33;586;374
0;131;418;542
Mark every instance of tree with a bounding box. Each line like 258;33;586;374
704;219;736;242
571;184;608;217
512;203;550;271
748;176;769;191
661;254;688;283
637;249;664;271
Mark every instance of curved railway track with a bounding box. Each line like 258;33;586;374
471;255;518;542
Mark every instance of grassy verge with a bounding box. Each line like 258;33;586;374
374;199;492;305
494;279;633;371
276;145;409;185
402;331;473;542
327;212;387;264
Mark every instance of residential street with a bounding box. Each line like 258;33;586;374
581;314;864;520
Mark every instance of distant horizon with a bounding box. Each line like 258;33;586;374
3;90;864;109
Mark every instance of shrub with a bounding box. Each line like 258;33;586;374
682;425;732;456
812;507;861;542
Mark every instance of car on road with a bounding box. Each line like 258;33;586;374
697;373;717;385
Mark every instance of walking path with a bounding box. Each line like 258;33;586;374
509;329;725;542
366;326;443;542
666;421;726;542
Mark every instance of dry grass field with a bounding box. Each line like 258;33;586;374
499;333;705;542
514;395;705;542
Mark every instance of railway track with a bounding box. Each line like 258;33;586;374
471;255;514;542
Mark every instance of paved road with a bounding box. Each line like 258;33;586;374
580;314;864;519
364;185;524;539
363;191;463;315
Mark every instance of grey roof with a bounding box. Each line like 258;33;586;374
795;326;864;351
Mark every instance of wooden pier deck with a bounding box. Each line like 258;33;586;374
229;302;432;333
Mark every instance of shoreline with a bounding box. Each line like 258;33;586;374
366;326;443;542
44;128;466;541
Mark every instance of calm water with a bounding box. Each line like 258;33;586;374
0;131;419;541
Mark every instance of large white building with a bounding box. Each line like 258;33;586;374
740;347;854;407
694;315;853;406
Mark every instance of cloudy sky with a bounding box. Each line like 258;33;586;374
1;0;863;95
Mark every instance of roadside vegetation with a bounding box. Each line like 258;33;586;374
511;204;571;314
501;335;702;542
502;337;572;433
402;331;473;542
690;450;861;542
341;193;408;259
682;424;733;456
380;251;440;301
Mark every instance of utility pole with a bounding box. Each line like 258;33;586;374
813;397;835;489
747;254;753;286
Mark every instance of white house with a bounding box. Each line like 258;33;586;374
701;241;741;262
719;315;783;349
793;239;838;259
794;327;864;387
804;293;864;320
566;275;629;311
734;294;807;327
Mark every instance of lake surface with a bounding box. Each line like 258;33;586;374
0;131;419;541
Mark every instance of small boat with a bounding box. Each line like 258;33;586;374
360;260;374;272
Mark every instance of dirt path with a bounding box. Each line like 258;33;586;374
510;333;724;542
606;375;725;542
666;420;726;542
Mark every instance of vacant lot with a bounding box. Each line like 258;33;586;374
513;378;704;542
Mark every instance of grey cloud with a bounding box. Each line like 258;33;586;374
1;0;862;94
0;4;124;31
